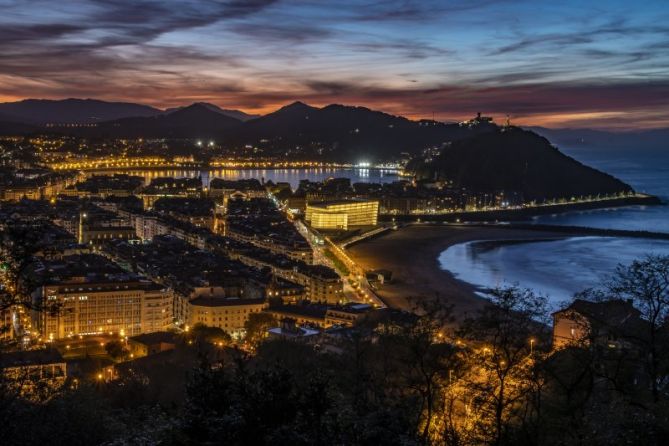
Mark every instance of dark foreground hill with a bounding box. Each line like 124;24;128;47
411;127;633;200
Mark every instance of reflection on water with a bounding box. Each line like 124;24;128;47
85;168;399;188
439;236;669;308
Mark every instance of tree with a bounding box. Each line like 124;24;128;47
457;287;549;446
607;254;669;403
244;312;277;347
0;221;65;342
189;323;232;345
105;340;129;361
383;298;462;444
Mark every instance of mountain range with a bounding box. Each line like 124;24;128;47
0;97;656;200
0;99;499;161
0;98;258;125
163;102;259;121
0;98;666;162
0;99;160;124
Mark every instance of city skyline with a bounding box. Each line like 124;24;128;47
1;0;668;129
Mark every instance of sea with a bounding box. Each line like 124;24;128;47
438;145;669;308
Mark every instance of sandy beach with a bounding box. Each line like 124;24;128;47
347;224;575;319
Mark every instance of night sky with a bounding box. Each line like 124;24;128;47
1;0;668;129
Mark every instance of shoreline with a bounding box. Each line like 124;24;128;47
349;220;669;319
379;194;663;224
347;224;582;319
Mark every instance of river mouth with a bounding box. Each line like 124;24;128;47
438;236;669;310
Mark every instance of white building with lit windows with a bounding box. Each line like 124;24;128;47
305;199;379;230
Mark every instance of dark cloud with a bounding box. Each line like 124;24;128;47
0;0;270;102
352;0;507;22
350;41;450;59
0;23;84;42
1;0;668;128
494;34;593;55
229;22;331;43
0;0;279;51
493;20;669;55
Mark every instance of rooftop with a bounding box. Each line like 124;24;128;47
210;178;265;191
0;349;65;368
129;331;179;345
190;297;266;307
307;198;379;208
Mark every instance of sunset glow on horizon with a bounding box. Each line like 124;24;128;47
1;0;668;129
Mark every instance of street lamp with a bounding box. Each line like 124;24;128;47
530;338;535;355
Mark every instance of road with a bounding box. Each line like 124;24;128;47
323;237;386;308
291;218;385;307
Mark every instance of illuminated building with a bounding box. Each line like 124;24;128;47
208;178;267;205
31;255;173;340
267;302;373;329
552;299;645;350
225;197;313;263
78;211;135;244
139;177;203;209
305;199;379;230
0;171;79;201
60;174;143;198
235;253;343;304
128;332;178;358
188;297;267;338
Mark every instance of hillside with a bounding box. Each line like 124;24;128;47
412;127;633;201
164;102;259;121
0;98;161;124
0;100;498;160
89;103;243;138
226;102;496;161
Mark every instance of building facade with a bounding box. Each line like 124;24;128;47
34;280;172;340
305;199;379;230
188;297;267;338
